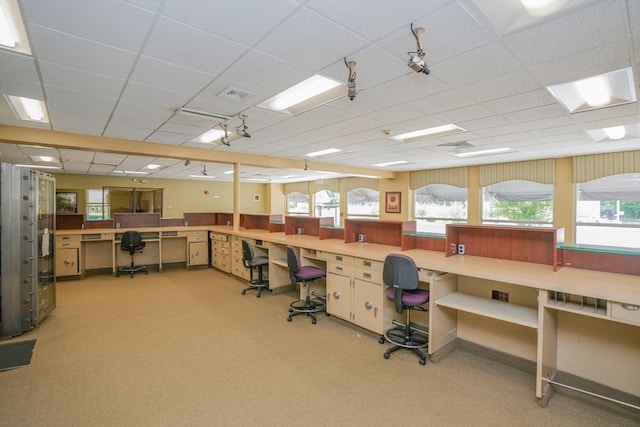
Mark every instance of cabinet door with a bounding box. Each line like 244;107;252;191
188;241;208;266
352;279;384;334
327;272;351;321
56;248;79;276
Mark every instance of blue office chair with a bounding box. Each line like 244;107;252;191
379;253;429;365
117;230;148;278
286;245;326;324
241;239;269;297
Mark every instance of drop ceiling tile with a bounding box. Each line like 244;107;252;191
39;61;125;98
0;50;39;82
484;89;557;115
502;104;568;124
147;130;196;145
460;69;541;103
89;164;118;174
503;0;627;66
432;42;521;87
120;82;193;109
459;116;512;132
162;0;299;46
143;17;247;74
130;56;216;95
93;152;127;165
63;163;91;174
21;0;155;51
59;149;95;163
254;7;369;70
407;89;476;116
29;25;137;78
0;76;44;100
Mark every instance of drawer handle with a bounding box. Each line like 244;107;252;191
363;260;371;267
364;301;373;310
335;266;343;272
333;292;340;299
621;303;639;311
62;244;70;247
63;259;74;266
336;256;342;262
363;272;371;279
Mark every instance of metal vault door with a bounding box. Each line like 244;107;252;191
1;163;56;339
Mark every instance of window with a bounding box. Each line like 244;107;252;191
314;189;340;226
576;173;640;249
86;188;109;220
482;180;553;227
347;188;379;219
414;184;467;234
287;192;309;216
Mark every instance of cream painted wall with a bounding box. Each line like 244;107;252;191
54;174;267;218
379;172;411;221
554;157;575;244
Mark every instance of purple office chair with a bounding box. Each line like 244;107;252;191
286;245;326;324
379;253;429;365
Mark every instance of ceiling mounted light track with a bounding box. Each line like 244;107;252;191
407;23;430;75
344;57;357;100
234;114;251;138
176;107;232;121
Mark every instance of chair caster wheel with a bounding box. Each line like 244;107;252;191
384;352;390;359
256;294;260;298
312;319;317;324
287;316;292;322
419;357;427;366
145;271;149;275
241;291;246;295
378;336;385;344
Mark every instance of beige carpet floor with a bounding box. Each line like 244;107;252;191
0;267;637;427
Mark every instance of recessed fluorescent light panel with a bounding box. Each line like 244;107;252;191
306;148;342;157
391;124;467;142
0;0;31;54
5;95;49;123
191;128;226;143
453;147;513;158
586;124;639;142
29;155;61;163
546;67;636;113
15;164;61;170
373;160;409;167
113;170;149;175
188;174;217;179
520;0;568;17
258;74;344;115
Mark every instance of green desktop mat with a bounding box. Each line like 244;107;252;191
0;339;36;371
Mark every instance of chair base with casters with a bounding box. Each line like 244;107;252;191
241;264;269;297
241;240;269;297
116;262;148;278
379;305;429;365
287;287;326;324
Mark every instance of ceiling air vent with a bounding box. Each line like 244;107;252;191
218;87;253;102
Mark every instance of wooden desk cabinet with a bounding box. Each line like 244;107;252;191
55;234;81;277
210;232;231;273
325;252;392;334
186;230;208;268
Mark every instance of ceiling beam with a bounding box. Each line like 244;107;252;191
0;125;396;179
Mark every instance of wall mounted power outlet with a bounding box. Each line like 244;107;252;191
458;244;465;255
450;243;457;254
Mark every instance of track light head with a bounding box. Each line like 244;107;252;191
184;159;191;167
344;58;357;100
234;114;251;138
407;23;430;75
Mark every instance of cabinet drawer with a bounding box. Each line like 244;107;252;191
326;253;353;266
187;230;206;241
611;302;640;324
354;258;383;271
327;261;352;277
353;267;382;283
56;235;81;248
212;233;229;242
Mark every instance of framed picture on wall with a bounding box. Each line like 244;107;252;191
385;191;401;213
56;192;78;213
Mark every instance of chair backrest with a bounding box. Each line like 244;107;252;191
286;245;301;284
242;239;254;262
121;231;143;253
383;254;420;313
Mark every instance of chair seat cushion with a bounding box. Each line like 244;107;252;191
295;265;326;281
386;287;429;306
249;255;269;267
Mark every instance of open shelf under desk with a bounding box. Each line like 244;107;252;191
436;292;538;329
271;259;288;268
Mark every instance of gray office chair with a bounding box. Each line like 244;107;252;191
241;239;269;297
117;230;148;278
379;253;429;365
286;245;326;324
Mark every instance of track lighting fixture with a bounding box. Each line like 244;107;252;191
407;23;430;75
304;159;309;171
184;159;191;167
234;114;251;138
218;123;230;146
344;58;357;101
